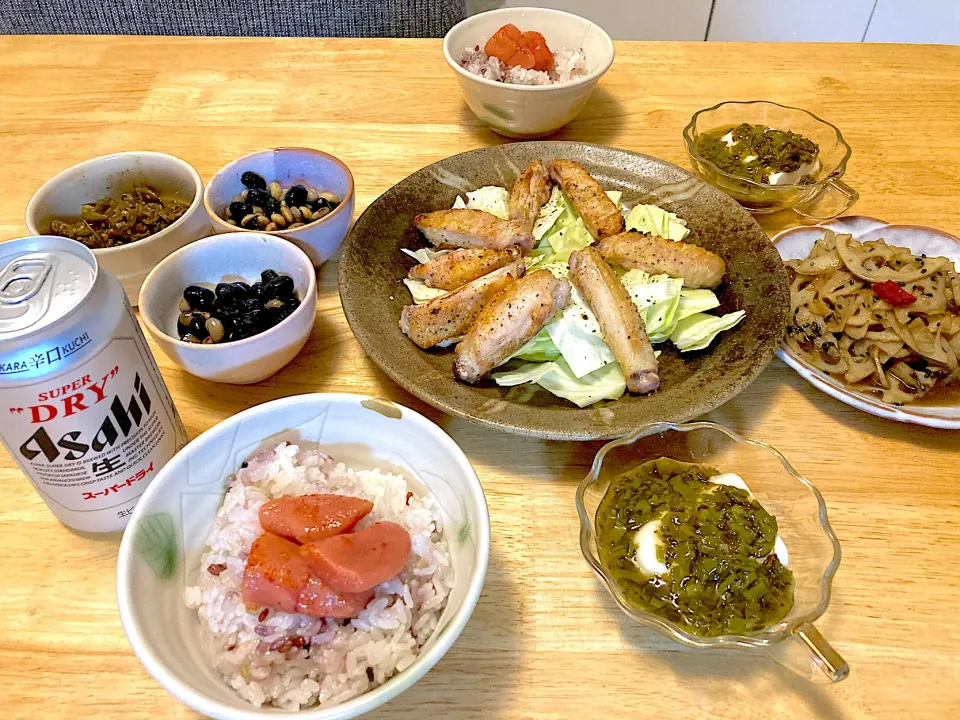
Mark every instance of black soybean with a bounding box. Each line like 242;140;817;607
240;308;263;328
241;171;267;190
216;282;246;306
261;269;279;283
246;187;270;208
229;321;251;340
213;299;238;317
239;297;261;312
264;198;282;216
187;313;209;340
311;197;333;212
184;285;215;311
177;312;193;337
261;306;285;329
284;184;308;207
229;201;252;221
263;275;294;299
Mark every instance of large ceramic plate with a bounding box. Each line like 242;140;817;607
774;216;960;429
340;142;789;440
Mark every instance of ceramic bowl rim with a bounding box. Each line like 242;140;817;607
441;6;615;92
681;100;853;192
116;392;491;720
575;420;842;649
203;147;355;236
24;150;205;256
137;230;317;351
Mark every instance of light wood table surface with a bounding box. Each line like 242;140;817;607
1;36;959;720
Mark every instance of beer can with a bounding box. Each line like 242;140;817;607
0;236;187;532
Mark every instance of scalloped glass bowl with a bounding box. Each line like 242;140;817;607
576;421;848;683
683;100;857;218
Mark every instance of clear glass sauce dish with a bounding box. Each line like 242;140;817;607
683;100;858;219
576;421;849;683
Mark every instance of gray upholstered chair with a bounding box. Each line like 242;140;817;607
1;0;466;37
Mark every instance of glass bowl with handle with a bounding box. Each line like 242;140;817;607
683;100;858;219
576;421;848;683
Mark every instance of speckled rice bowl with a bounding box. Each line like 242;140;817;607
184;442;454;710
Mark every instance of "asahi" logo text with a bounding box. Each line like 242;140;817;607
19;374;153;462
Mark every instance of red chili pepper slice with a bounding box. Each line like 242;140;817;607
871;280;917;307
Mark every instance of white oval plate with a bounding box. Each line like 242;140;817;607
773;216;960;429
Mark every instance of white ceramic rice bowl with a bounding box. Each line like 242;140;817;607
116;393;490;719
443;7;615;138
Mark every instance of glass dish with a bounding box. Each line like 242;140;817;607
683;100;857;218
576;421;848;683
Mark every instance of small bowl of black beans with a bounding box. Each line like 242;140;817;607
176;269;301;345
204;148;355;267
139;232;317;384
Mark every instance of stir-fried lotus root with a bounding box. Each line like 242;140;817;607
785;230;960;404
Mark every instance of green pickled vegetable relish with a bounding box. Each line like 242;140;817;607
694;123;819;185
595;458;794;637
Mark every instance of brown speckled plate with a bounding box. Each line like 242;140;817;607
339;142;788;440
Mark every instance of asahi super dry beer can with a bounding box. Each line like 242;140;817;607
0;236;187;532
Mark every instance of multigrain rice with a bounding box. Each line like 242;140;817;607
459;47;588;86
184;442;454;709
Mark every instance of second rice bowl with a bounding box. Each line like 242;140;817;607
117;393;490;720
443;7;615;138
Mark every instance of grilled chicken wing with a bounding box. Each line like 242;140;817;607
546;159;624;240
414;209;534;251
568;247;660;394
400;261;525;349
596;231;726;289
454;269;571;383
407;247;520;290
508;160;552;230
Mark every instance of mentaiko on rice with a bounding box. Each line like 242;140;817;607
459;24;588;86
183;442;454;709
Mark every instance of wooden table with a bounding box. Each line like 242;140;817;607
1;37;959;720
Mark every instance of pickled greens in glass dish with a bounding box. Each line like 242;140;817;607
400;159;745;407
595;458;794;637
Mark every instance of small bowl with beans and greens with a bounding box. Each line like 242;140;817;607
577;421;849;683
204;148;355;267
26;151;211;303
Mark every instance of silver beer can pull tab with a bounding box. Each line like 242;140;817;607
0;256;54;305
0;254;57;336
